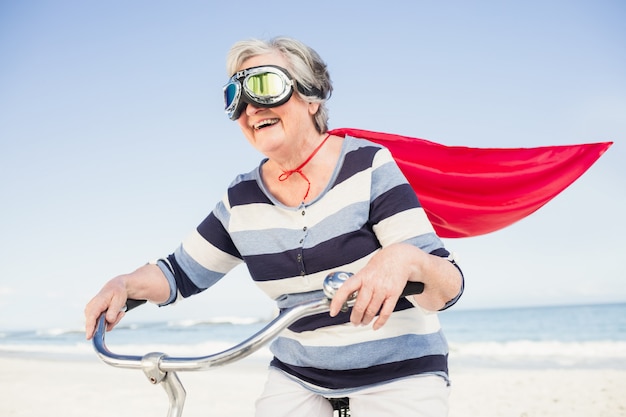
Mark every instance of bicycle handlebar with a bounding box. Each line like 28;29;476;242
93;275;424;370
93;295;332;371
92;273;424;417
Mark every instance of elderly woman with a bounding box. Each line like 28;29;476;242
85;36;464;417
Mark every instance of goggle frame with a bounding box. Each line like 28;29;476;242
223;65;296;121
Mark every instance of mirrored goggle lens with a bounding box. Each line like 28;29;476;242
224;82;239;108
245;72;287;98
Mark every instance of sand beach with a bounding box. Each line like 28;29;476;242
1;355;624;417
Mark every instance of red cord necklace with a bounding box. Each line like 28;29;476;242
278;133;331;201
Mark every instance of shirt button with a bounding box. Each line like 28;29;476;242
303;226;307;231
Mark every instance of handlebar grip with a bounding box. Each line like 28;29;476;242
400;281;424;297
124;299;147;312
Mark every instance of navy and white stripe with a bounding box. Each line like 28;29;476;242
156;135;461;390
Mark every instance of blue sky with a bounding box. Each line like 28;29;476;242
1;1;624;331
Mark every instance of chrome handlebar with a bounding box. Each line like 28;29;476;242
92;295;332;372
91;272;424;417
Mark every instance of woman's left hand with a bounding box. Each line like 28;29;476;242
329;243;462;330
329;244;419;330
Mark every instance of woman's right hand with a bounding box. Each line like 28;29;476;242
84;276;129;340
84;263;171;340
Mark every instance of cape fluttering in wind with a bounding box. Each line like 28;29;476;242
329;128;612;238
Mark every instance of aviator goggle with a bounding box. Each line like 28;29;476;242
223;65;321;121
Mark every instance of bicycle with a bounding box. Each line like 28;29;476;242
93;272;424;417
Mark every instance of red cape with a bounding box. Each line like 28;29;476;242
329;128;612;238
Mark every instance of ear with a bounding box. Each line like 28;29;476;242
308;101;320;116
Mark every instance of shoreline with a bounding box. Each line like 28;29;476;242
2;356;625;416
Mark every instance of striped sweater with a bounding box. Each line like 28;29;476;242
156;135;462;392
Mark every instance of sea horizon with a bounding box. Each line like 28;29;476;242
1;301;625;369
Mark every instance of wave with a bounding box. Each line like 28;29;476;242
3;338;625;368
448;340;626;368
0;316;268;336
0;339;274;361
166;316;265;328
35;328;86;337
451;340;626;357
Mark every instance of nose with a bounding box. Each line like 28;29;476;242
245;101;261;116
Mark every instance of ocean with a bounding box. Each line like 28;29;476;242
1;302;625;370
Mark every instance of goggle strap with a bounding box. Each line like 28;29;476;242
296;83;324;99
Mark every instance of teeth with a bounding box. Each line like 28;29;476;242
254;119;279;130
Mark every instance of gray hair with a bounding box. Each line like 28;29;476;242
226;37;333;133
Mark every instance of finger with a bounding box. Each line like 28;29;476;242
372;296;398;330
349;286;374;325
84;298;106;340
105;294;127;324
106;311;125;332
359;291;387;326
329;276;361;316
84;310;97;340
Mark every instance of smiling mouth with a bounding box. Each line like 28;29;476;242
253;118;280;130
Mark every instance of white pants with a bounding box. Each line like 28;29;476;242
255;368;450;417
